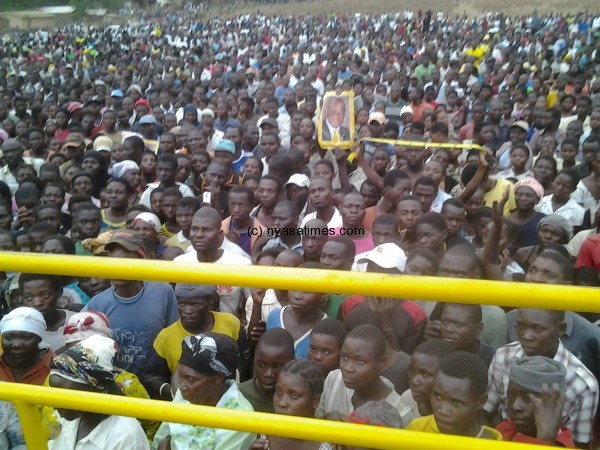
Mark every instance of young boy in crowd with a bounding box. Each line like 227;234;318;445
408;351;502;440
308;318;347;376
164;197;200;252
239;328;295;413
497;355;575;447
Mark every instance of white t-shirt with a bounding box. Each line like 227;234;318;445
138;182;195;208
174;249;252;315
300;207;343;229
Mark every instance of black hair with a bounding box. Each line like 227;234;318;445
268;153;294;182
417;212;447;231
557;168;580;187
472;207;493;222
73;202;101;219
430;122;449;137
19;273;64;294
536;248;574;282
383;169;410;189
410;121;425;135
311;319;347;347
372;213;398;229
397;194;421;206
257;328;295;356
441;303;482;323
162;187;183;199
413;338;455;359
126;203;151;215
315;159;335;173
414;176;438;190
254;247;284;263
107;177;134;194
280;359;325;397
345;324;386;359
573;267;600;287
275;200;299;217
326;236;356;261
406;247;440;273
344;303;383;330
42;235;76;255
438;351;488;397
177;197;200;211
441;198;465;211
158;153;179;170
28;222;56;237
534;156;558;177
229;185;255;205
260;174;283;191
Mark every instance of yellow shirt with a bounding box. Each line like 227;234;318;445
484;178;517;216
407;415;503;440
153;313;241;374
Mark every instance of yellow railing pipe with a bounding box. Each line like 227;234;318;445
0;383;550;450
0;252;598;311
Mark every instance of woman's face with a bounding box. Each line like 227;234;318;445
82;157;102;176
533;159;555;184
243;158;261;177
273;372;319;418
538;225;566;245
123;169;141;190
72;175;95;196
140;154;157;175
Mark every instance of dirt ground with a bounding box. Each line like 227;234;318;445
208;0;599;19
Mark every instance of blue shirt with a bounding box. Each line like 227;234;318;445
84;281;179;377
266;306;326;359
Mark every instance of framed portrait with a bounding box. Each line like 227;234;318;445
318;91;355;150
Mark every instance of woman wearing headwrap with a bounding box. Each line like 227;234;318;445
0;307;55;385
513;214;572;272
48;335;150;450
111;160;142;202
81;150;109;198
509;177;547;247
182;104;199;126
152;332;254;450
41;312;159;441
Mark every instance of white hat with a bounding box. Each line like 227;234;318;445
357;243;407;272
284;173;310;189
0;307;47;341
133;212;161;233
400;105;414;116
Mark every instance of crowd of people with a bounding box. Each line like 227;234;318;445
0;5;599;449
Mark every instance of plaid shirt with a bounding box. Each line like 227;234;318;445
484;341;599;444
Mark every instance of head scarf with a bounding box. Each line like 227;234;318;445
537;214;572;241
509;356;566;394
133;212;161;233
111;160;140;178
0;307;46;340
514;177;545;202
179;332;239;380
63;312;112;344
174;284;217;299
50;335;117;390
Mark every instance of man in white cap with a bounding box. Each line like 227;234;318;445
0;307;53;384
284;173;310;222
200;109;224;153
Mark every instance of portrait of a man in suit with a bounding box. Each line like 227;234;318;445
321;96;351;143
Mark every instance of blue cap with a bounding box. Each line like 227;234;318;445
214;139;235;155
110;89;124;97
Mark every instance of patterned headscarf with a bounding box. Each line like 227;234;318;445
50;335;117;390
179;332;240;380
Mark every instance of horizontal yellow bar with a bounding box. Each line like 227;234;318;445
0;252;597;311
0;383;550;450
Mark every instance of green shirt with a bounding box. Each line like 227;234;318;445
324;294;350;319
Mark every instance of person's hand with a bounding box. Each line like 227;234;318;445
366;296;395;313
250;437;269;449
398;229;411;251
333;146;346;162
354;142;365;162
250;320;266;342
498;248;510;271
531;383;566;444
424;320;442;340
251;288;266;306
479;148;490;168
491;187;510;222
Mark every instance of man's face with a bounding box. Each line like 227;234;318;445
506;382;537;436
396;200;422;231
320;241;349;270
340;195;365;228
189;215;221;252
327;100;345;128
260;135;279;158
441;205;465;237
525;256;568;285
254;344;292;396
515;309;564;357
74;209;101;239
157;161;176;183
308;179;332;210
413;184;436;213
416;223;446;252
438;252;479;279
271;204;297;231
440;304;481;351
228;192;252;222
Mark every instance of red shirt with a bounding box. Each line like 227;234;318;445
497;419;575;447
575;233;600;272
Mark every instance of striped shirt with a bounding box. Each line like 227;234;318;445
484;341;598;444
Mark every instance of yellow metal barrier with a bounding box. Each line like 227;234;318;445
0;252;598;311
0;383;551;450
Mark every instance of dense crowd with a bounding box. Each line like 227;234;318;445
0;6;599;450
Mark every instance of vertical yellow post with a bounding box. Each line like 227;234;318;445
12;400;47;450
